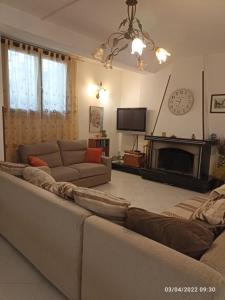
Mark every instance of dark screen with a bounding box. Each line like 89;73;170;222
117;108;147;132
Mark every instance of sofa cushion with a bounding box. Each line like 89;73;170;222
23;167;56;188
51;166;80;182
72;186;130;223
0;161;27;176
85;148;103;164
58;140;87;166
28;155;48;167
19;142;62;168
69;163;107;178
200;230;225;278
126;208;214;259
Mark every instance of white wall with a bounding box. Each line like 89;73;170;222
0;38;4;160
140;57;205;140
205;52;225;139
77;61;123;156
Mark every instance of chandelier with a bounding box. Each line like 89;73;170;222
92;0;171;71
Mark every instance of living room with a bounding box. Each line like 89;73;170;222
0;1;225;300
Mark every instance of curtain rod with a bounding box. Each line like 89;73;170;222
0;33;83;61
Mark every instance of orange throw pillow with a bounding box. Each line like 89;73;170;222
28;156;48;167
85;148;103;164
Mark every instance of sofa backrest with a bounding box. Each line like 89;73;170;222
58;140;87;166
18;142;62;168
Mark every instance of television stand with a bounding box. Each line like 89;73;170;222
112;160;142;175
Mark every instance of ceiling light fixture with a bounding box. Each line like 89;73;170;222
92;0;171;71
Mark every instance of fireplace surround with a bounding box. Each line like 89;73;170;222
141;136;217;192
157;148;194;175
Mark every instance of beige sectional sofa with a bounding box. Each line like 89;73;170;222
0;171;225;300
18;140;112;187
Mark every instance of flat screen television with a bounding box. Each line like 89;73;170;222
117;107;147;132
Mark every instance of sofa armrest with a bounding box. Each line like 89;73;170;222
101;156;112;181
101;156;112;169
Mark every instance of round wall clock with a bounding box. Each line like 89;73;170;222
168;88;194;115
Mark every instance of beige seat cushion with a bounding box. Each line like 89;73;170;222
70;163;107;178
201;230;225;278
51;166;80;182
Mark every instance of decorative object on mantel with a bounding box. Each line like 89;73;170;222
101;129;107;138
192;134;196;140
170;134;176;138
168;88;194;115
162;132;166;137
89;106;104;133
210;133;218;141
210;94;225;113
92;0;171;70
212;140;225;181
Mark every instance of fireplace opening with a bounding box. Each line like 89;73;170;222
157;148;194;175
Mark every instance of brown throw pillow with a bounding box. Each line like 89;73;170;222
125;208;214;259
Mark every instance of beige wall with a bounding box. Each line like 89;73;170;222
77;61;122;156
206;52;225;138
0;39;4;160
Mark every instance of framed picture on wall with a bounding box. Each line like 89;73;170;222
89;106;104;133
210;94;225;113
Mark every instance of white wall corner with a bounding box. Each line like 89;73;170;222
0;35;4;160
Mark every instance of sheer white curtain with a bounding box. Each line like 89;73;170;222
2;40;42;161
42;54;67;113
8;43;40;111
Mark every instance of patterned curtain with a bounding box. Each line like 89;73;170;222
1;38;78;162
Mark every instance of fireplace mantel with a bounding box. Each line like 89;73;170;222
145;135;218;146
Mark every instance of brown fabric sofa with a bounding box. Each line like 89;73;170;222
18;140;112;187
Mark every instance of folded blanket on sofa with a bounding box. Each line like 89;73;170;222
210;183;225;200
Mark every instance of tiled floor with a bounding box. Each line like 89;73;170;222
0;170;202;300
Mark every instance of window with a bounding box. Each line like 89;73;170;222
8;49;38;111
7;49;67;113
42;58;67;113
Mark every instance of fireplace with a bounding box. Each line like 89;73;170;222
141;136;217;192
158;148;194;175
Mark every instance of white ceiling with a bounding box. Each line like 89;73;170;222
0;0;225;72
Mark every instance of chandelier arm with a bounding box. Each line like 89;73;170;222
106;31;126;46
145;39;156;50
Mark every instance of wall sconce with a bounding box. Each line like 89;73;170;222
96;82;108;100
87;81;109;102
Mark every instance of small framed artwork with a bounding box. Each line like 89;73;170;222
210;94;225;113
89;106;104;133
